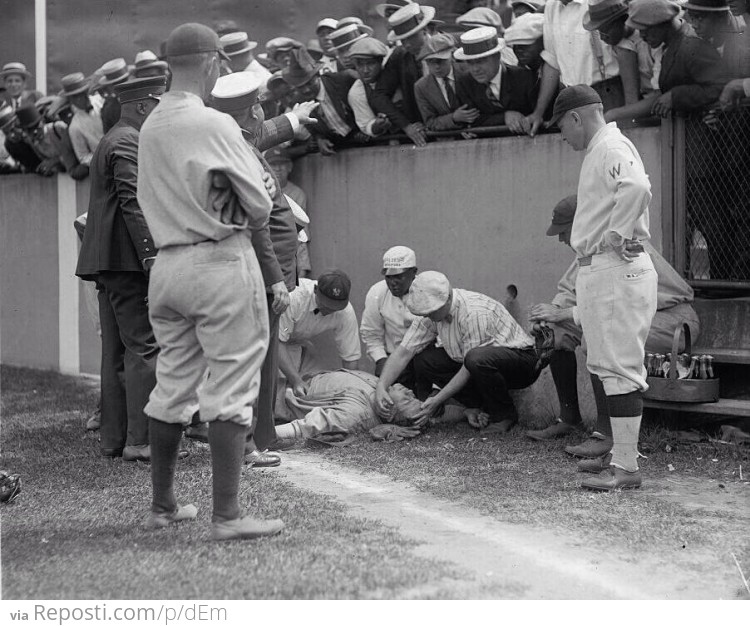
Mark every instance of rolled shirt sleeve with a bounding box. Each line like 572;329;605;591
400;318;438;355
360;283;389;362
335;305;362;361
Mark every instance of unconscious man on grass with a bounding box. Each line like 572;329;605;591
275;369;424;445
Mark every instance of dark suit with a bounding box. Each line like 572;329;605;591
370;46;422;130
308;72;358;145
456;65;539;127
2;89;43;110
101;94;121;134
76;119;157;453
660;21;725;112
414;71;462;131
242;119;300;449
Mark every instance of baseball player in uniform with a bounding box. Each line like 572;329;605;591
551;84;658;491
360;246;419;387
528;195;700;469
137;23;283;540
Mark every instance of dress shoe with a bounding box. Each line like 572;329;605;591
565;436;613;459
211;515;284;541
244;449;281;467
581;466;642;491
146;503;198;529
86;410;101;431
122;445;151;462
185;423;209;443
101;447;123;458
526;421;579;441
577;453;612;473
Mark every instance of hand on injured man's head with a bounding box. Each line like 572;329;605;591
383;384;424;428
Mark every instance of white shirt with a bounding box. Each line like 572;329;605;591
279;278;362;361
614;31;657;96
244;59;272;88
360;280;418;362
571;123;652;258
319;56;339;74
540;0;619;87
348;79;380;137
68;93;104;166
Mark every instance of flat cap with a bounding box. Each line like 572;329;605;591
549;84;602;126
406;271;451;316
166;23;229;60
210;72;263;112
625;0;681;29
417;33;456;61
113;75;168;103
504;12;545;45
316;18;339;33
348;37;389;58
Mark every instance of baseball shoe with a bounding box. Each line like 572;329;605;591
526;421;580;441
211;516;284;541
577;453;612;473
565;436;613;458
580;467;641;491
146;503;198;529
245;449;281;467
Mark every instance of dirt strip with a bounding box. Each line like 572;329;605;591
275;451;736;600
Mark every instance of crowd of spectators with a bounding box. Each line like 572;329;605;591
1;0;748;175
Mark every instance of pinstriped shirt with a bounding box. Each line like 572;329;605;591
400;289;533;363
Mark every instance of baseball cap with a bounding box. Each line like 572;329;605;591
546;195;577;236
316;269;351;312
166;23;230;61
406;271;451;316
549;84;602;126
382;246;417;276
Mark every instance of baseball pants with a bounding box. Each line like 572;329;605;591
576;251;658;396
146;232;269;427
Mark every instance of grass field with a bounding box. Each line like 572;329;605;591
0;366;460;600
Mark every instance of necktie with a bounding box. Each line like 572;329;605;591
444;78;456;108
486;84;500;107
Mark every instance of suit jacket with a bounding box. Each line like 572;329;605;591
414;71;462;131
455;65;539;127
243;127;299;291
370;46;422;130
76;120;153;280
660;21;725;112
2;89;43;110
309;72;358;144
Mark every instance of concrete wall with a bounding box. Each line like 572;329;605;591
0;127;664;423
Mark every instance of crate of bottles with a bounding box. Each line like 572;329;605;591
643;323;719;403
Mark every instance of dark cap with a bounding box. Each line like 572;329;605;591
16;104;42;129
114;76;168;103
264;146;292;164
316;269;351;311
166;23;230;61
549;84;602;126
546;195;577;236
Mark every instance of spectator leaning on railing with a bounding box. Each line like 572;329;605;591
347;37;395;137
61;72;104;169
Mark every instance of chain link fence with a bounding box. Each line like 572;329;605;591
681;103;750;288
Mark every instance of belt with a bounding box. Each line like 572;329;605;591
578;243;645;267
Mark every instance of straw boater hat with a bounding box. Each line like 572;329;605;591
684;0;730;11
454;26;506;61
220;31;258;57
1;62;32;80
98;58;130;86
388;3;436;41
336;16;375;36
60;72;91;97
328;24;370;52
133;50;168;76
583;0;630;31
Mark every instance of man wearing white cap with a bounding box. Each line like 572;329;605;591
511;0;547;17
370;2;434;147
347;37;395;137
414;33;479;130
361;247;419;385
315;18;342;73
503;12;546;74
220;32;272;87
375;271;541;431
454;26;539;133
525;0;622;138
